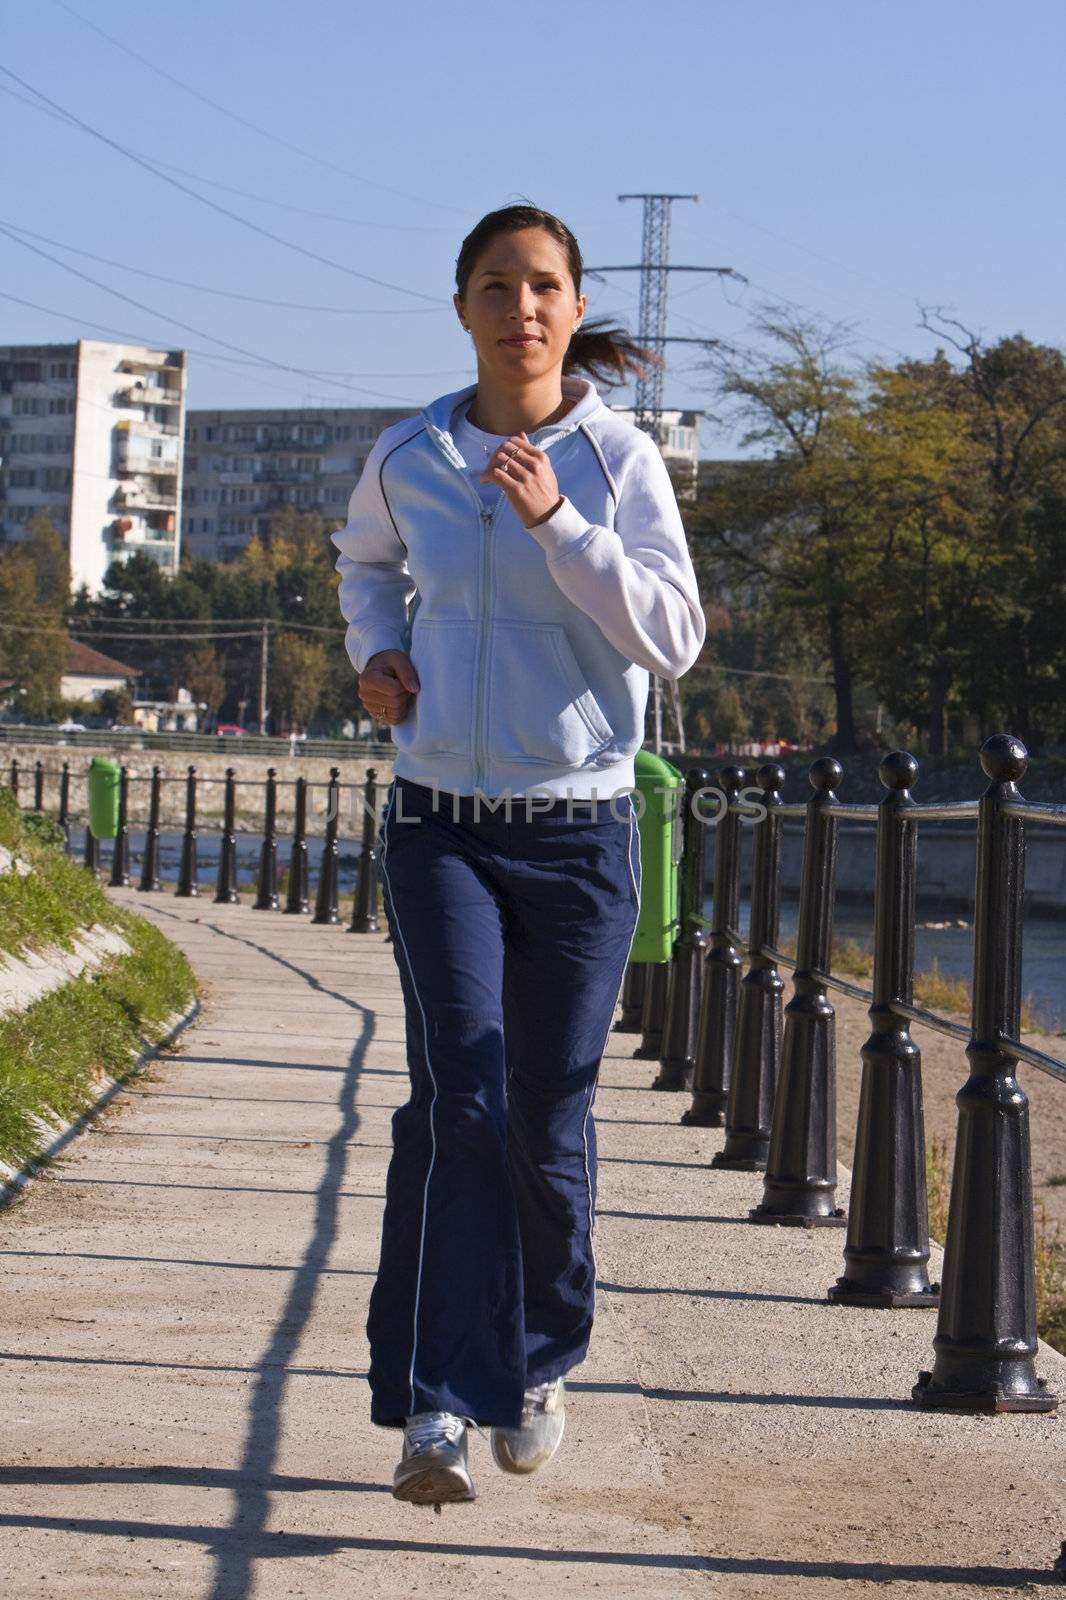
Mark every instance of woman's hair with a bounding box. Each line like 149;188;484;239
455;204;663;389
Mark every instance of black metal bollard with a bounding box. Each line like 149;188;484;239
34;760;44;811
108;766;131;888
284;776;310;915
616;962;648;1032
715;763;786;1171
349;768;381;934
176;765;199;898
829;752;938;1306
751;757;845;1227
684;766;745;1127
913;736;1057;1411
637;962;669;1059
655;768;711;1090
9;758;17;798
313;768;341;925
83;806;99;877
138;765;163;892
214;768;240;905
58;761;71;853
254;767;280;911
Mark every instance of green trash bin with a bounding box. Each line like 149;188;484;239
630;748;684;963
87;757;121;840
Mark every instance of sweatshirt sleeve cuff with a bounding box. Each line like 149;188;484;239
524;496;601;564
354;624;409;675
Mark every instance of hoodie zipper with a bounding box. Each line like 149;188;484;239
448;467;503;793
473;496;504;791
425;418;577;792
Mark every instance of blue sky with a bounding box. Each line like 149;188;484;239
2;0;1063;455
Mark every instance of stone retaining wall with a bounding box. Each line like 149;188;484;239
3;741;396;829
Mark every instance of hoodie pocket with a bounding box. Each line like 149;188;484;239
389;616;476;757
487;620;616;767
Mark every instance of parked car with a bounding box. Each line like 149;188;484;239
214;723;248;737
55;719;87;732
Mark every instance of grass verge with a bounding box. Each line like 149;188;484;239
0;787;198;1177
0;788;119;961
0;906;196;1175
925;1134;1066;1356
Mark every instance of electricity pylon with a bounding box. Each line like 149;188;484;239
586;193;742;444
586;194;744;754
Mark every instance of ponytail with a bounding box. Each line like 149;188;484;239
563;317;662;388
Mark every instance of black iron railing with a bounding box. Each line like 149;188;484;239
628;734;1064;1416
5;757;387;940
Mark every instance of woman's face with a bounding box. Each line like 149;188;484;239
455;227;587;386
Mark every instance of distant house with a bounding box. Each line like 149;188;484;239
61;638;138;703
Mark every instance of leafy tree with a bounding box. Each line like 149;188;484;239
692;308;878;753
271;632;328;731
182;646;226;722
23;515;69;609
0;546;65;720
98;686;134;725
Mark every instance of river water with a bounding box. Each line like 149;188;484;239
71;826;1065;1036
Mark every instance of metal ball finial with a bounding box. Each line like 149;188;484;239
757;762;786;795
879;750;919;792
809;756;843;793
979;733;1028;785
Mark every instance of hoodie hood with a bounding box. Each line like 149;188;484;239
420;375;607;469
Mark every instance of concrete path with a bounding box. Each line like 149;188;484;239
1;890;1065;1600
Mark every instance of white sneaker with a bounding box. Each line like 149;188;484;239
490;1379;566;1475
393;1411;476;1505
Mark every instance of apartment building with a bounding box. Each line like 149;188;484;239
182;405;413;562
609;405;702;496
0;340;188;594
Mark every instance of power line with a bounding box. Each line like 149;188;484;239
71;615;347;636
0;65;448;306
0;220;450;317
686;661;832;686
0;80;452;239
719;206;923;308
0;225;434;404
48;0;472;220
0;290;428;407
2;619;347;642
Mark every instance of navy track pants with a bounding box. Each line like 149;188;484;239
367;775;642;1429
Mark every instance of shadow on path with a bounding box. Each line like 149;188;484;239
0;1512;1056;1588
195;919;380;1600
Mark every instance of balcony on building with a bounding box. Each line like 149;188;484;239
117;356;184;377
115;422;180;479
117;381;183;407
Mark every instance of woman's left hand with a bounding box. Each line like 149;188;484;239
480;433;565;529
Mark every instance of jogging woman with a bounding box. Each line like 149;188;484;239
331;203;706;1506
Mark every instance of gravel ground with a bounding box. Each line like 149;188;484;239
1;893;1064;1599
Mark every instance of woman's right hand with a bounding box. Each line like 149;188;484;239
359;649;421;727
